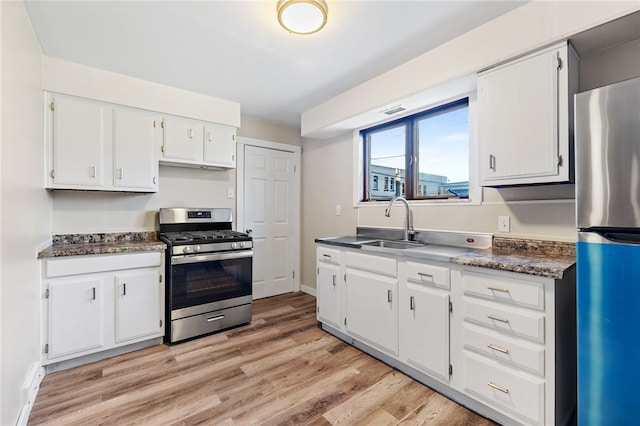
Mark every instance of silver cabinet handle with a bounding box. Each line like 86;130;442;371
91;287;96;300
489;154;496;171
153;176;157;184
487;343;509;354
410;296;415;311
488;382;509;394
332;275;336;286
118;168;124;180
208;131;213;142
323;254;332;259
189;128;194;139
207;315;225;322
91;166;97;178
487;286;509;293
387;290;392;303
123;283;127;296
418;272;433;279
487;314;510;324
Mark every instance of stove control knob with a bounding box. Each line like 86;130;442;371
238;242;245;248
195;245;201;253
231;242;238;249
182;246;191;254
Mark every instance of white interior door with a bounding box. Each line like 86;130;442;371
243;145;298;299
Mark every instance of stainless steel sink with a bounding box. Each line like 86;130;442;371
360;240;425;250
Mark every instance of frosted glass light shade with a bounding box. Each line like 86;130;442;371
277;0;328;35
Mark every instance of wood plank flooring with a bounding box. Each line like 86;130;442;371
29;292;496;426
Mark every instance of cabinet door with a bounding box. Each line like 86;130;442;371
400;282;450;382
317;262;342;329
478;48;560;184
203;123;236;167
49;94;109;187
113;108;159;191
47;276;106;359
345;269;398;356
114;269;162;343
162;117;203;162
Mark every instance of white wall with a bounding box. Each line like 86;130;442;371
580;38;640;91
0;2;51;424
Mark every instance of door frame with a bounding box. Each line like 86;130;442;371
236;137;302;293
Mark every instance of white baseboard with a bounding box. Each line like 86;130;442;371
16;363;45;426
300;284;316;297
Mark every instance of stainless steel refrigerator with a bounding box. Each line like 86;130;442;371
575;76;640;425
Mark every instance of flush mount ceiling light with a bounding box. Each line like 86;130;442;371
277;0;328;35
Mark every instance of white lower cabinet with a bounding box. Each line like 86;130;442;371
316;246;343;330
316;243;576;426
399;260;451;383
48;276;106;359
43;252;165;364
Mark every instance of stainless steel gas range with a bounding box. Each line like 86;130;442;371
158;208;252;344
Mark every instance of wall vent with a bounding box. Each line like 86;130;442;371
381;105;406;115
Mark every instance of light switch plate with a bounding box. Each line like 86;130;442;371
335;205;342;216
227;188;234;199
498;215;510;232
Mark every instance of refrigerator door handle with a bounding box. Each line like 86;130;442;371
579;230;640;245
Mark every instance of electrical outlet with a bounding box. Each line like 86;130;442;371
498;215;510;232
335;205;342;216
227;188;234;199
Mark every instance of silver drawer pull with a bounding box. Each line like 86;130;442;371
207;315;225;322
487;286;509;293
410;296;415;311
417;272;433;278
487;343;509;354
323;254;332;259
488;381;509;394
487;314;510;324
332;275;337;286
387;290;392;303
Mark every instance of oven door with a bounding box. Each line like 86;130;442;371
169;250;252;319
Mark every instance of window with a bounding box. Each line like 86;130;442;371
361;98;469;201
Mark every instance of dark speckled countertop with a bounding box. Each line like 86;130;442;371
316;233;575;279
37;232;166;258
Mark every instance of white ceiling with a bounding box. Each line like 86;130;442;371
24;0;527;128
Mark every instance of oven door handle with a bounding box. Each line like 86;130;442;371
171;250;253;265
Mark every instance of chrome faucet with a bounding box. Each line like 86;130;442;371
384;197;414;241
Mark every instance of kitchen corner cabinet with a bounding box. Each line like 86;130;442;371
42;252;164;364
399;260;451;383
161;116;237;169
478;42;579;186
45;92;159;192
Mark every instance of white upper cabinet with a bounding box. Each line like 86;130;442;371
477;42;579;186
162;116;203;162
46;92;159;192
161;117;237;169
113;108;159;191
48;94;108;188
203;123;236;168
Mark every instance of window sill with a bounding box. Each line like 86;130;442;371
356;197;481;208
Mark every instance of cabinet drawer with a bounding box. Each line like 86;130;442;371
464;324;545;377
462;270;545;310
45;252;162;278
405;261;449;290
317;246;341;265
346;251;396;277
464;354;544;425
464;299;545;343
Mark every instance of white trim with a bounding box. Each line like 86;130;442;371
300;285;317;297
236;137;302;293
237;136;301;153
482;199;575;206
16;364;45;426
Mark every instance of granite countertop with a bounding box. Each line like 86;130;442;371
316;233;575;279
37;232;166;258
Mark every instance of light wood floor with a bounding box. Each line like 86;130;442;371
29;292;496;426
